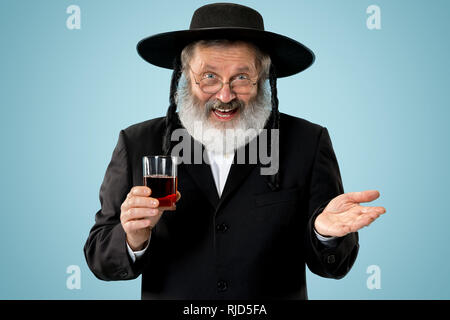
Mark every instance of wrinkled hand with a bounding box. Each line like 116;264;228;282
314;190;386;237
120;186;181;251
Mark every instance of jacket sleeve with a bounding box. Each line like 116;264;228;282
304;127;359;279
83;130;148;281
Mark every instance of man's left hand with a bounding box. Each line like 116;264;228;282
314;190;386;237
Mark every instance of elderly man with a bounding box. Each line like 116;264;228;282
84;3;386;299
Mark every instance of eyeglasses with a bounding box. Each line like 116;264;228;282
189;67;258;95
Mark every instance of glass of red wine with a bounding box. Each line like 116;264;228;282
143;155;178;208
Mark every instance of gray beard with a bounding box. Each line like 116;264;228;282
176;73;272;155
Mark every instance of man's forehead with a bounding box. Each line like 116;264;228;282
200;64;252;73
191;44;257;73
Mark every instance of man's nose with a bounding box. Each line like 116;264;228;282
215;83;236;103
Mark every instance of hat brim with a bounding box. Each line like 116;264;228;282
136;27;315;78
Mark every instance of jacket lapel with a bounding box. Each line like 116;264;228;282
179;137;220;209
216;144;258;211
219;112;275;208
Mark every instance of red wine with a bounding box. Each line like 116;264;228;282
143;175;177;207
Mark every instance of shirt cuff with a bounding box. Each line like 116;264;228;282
126;234;151;263
313;228;339;247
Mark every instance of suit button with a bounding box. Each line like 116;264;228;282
326;255;336;264
217;280;228;292
216;223;229;233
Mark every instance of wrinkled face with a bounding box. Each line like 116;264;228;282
177;41;272;154
188;42;259;123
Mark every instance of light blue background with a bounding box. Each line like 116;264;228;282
1;0;449;299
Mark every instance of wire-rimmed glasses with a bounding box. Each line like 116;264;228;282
189;67;258;95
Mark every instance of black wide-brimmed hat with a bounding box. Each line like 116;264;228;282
137;2;315;78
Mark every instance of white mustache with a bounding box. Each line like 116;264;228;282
206;99;244;114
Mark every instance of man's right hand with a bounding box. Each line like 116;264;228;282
120;186;180;251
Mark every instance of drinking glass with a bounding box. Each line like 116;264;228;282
143;155;178;207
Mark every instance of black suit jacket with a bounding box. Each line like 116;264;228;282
84;112;359;299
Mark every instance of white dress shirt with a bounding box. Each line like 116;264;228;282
127;148;336;262
205;149;235;197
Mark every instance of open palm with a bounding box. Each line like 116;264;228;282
314;190;386;237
